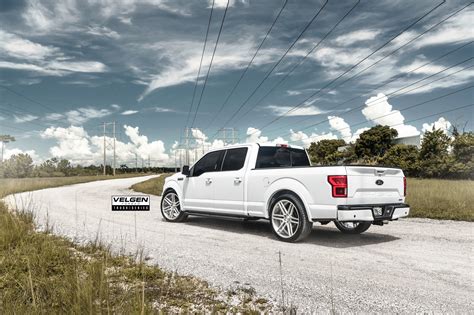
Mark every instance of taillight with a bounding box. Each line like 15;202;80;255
328;175;347;198
403;177;407;196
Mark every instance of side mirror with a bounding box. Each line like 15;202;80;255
181;165;190;176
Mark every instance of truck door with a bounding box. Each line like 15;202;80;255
212;147;248;215
183;150;224;212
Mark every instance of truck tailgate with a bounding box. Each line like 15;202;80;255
345;166;405;204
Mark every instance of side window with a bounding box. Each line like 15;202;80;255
291;148;310;166
255;147;291;168
222;148;248;171
192;150;224;176
255;147;310;168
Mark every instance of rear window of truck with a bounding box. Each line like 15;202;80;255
255;146;310;168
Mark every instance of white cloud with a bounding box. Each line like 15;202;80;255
14;114;38;123
118;16;132;25
65;107;112;124
121;110;139;115
328;116;352;142
22;0;80;33
290;129;337;146
334;29;381;46
123;125;170;162
0;30;58;60
422;117;452;135
3;148;40;162
86;25;120;39
0;61;64;76
362;93;419;138
245;127;287;145
40;125;171;166
154;107;175;113
414;9;474;48
47;60;108;73
111;104;121;110
267;105;327;116
138;39;281;100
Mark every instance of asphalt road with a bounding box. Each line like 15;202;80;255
5;175;473;313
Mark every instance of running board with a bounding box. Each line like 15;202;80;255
183;210;263;220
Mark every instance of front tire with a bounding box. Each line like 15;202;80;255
270;193;312;242
334;221;371;234
161;190;187;222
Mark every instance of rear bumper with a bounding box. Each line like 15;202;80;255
337;203;410;222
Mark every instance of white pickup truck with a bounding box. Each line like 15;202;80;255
161;143;409;242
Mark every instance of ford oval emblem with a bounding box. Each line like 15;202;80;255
376;179;384;186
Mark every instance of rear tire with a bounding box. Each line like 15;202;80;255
269;193;313;242
161;190;187;222
334;221;371;234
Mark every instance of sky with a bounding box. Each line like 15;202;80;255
0;0;473;166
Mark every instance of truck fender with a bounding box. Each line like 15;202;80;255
161;180;184;208
264;177;313;220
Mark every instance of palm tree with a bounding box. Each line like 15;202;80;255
0;135;15;162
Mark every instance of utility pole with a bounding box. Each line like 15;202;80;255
103;122;106;175
113;121;116;176
135;152;138;173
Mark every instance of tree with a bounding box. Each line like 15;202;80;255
355;125;398;160
57;159;72;176
418;128;452;178
380;144;420;176
308;139;346;165
450;131;474;179
2;153;33;178
0;135;16;162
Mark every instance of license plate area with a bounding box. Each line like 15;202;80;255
372;206;394;220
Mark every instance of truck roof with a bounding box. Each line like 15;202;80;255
208;143;305;151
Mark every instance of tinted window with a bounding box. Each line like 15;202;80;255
192;150;224;176
255;146;310;168
291;148;310;166
222;148;248;171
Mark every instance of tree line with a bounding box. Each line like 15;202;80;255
0;156;175;178
1;125;472;179
308;125;473;179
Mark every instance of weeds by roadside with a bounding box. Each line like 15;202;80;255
130;174;173;196
406;178;474;221
0;175;272;313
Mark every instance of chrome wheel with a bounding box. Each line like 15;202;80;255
162;192;181;220
271;199;300;239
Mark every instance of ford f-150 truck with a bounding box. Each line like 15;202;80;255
161;143;410;242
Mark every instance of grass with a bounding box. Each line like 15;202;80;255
130;173;173;196
0;173;149;197
0;175;270;313
406;178;474;221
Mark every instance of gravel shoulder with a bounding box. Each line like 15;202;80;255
4;175;473;313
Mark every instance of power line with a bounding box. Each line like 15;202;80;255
184;0;216;129
0;85;85;125
203;0;289;131
264;40;473;135
190;0;230;127
238;0;361;122
283;84;473;138
246;0;447;135
212;0;330;133
266;55;473;137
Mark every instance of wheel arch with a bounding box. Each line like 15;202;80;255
264;178;313;220
161;181;184;208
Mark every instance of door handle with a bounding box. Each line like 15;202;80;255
234;177;242;184
205;178;213;184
